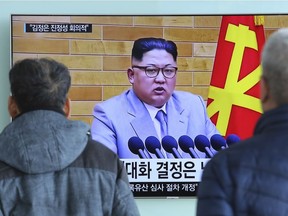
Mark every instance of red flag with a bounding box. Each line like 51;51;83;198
207;16;265;140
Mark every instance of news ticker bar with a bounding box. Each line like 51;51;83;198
130;181;199;197
122;158;210;182
24;23;92;33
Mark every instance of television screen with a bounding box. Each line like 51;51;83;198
10;14;284;197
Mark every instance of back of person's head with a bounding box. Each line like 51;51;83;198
131;37;178;61
9;58;71;113
261;28;288;105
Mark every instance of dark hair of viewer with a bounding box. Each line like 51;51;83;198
9;58;71;113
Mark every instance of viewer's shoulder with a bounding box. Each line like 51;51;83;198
77;137;121;173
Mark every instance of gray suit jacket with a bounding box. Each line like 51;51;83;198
91;89;219;158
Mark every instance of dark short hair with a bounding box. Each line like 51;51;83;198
131;37;178;61
9;58;71;113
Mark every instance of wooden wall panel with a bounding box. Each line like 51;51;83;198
103;86;131;100
71;40;133;55
164;28;219;42
134;16;193;27
103;56;130;71
194;16;221;27
103;26;163;40
71;71;129;86
13;38;69;54
39;55;102;70
178;57;214;71
69;86;102;101
70;16;133;25
193;43;217;57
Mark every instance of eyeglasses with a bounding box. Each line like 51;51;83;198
132;65;178;79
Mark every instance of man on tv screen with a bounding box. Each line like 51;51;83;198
91;37;219;159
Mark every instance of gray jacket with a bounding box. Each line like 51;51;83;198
0;110;140;216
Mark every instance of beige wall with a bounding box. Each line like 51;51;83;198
11;15;287;124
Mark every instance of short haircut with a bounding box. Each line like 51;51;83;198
9;58;71;113
261;28;288;105
131;37;178;61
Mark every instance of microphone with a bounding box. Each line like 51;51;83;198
194;135;214;158
210;134;227;151
161;135;182;158
178;135;199;158
226;134;241;146
128;136;147;158
145;136;165;159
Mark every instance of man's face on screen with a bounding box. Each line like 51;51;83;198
128;49;177;108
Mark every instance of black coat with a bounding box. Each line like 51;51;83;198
197;104;288;216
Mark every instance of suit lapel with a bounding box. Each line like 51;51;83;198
166;97;188;140
126;89;158;141
166;98;189;157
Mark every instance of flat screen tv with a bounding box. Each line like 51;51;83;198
10;14;284;197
